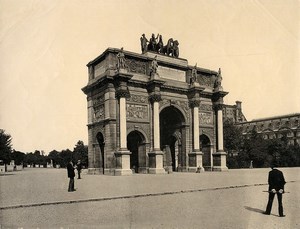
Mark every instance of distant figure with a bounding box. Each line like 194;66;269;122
249;160;253;169
264;162;286;217
67;161;76;192
140;34;148;53
116;47;126;69
76;160;82;179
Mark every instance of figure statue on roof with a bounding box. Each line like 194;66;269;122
148;33;157;51
140;34;148;54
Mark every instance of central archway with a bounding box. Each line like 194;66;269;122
127;130;146;173
160;106;185;172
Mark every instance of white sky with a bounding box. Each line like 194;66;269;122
0;0;299;153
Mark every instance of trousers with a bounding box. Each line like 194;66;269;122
265;192;283;216
68;178;75;191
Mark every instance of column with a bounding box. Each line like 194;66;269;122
188;100;204;172
212;105;228;171
119;97;127;150
153;101;160;150
217;109;224;151
114;90;132;176
193;106;200;151
148;94;165;174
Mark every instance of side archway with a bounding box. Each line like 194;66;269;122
96;132;105;174
127;130;146;173
200;134;211;170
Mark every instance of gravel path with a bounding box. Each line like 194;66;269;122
0;167;299;228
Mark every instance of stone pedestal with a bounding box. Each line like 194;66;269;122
212;151;228;171
188;152;205;172
114;150;132;176
88;168;103;175
148;151;166;174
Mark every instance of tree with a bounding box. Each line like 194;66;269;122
11;150;25;165
241;130;268;168
73;140;88;167
48;150;60;167
223;120;244;168
224;120;244;153
0;129;13;164
60;149;73;168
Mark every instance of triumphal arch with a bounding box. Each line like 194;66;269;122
82;34;228;175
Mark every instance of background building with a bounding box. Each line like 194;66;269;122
223;102;300;145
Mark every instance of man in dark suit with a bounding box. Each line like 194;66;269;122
264;162;286;217
76;160;82;179
67;161;76;192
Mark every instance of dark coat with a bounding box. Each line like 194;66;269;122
67;163;75;178
268;168;286;191
77;163;82;171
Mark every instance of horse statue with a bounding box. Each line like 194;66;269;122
172;40;179;58
162;38;173;56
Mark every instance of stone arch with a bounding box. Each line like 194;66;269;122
127;130;147;173
160;103;188;124
127;126;149;144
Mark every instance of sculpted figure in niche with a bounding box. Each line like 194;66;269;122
150;55;159;76
140;34;148;54
116;47;126;70
214;68;223;89
190;63;198;85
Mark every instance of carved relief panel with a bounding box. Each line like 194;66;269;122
124;59;147;75
126;94;149;122
199;103;213;126
93;95;105;122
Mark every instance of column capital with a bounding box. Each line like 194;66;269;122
149;94;162;103
115;89;130;99
189;99;200;108
214;104;224;111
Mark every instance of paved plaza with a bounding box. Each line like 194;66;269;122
0;167;299;228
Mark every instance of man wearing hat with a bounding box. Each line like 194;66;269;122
264;161;286;217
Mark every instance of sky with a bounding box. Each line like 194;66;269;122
0;0;299;153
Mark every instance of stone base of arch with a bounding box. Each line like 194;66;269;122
212;151;228;171
114;150;133;176
87;168;103;175
148;151;166;174
188;152;205;172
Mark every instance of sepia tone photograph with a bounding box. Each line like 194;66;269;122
0;0;299;228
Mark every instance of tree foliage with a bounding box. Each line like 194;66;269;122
0;129;13;164
224;122;300;169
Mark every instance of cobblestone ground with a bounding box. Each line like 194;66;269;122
0;167;299;228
